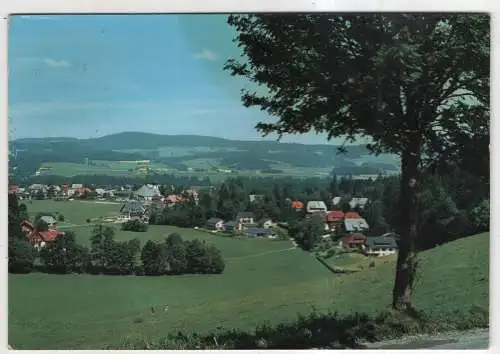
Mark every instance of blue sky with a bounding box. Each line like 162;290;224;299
8;14;346;145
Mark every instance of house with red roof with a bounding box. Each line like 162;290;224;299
9;185;19;194
20;220;65;249
325;210;345;230
340;233;368;249
291;200;304;210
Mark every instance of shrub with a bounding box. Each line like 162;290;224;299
103;241;138;275
58;214;65;222
39;232;89;274
8;237;36;274
122;219;149;232
141;240;168;275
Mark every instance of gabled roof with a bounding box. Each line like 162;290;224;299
344;218;370;232
40;215;56;224
207;217;223;225
366;235;398;249
344;212;361;219
332;196;342;205
38;230;65;242
225;221;239;227
326;210;345;222
134;184;161;198
306;201;327;212
343;233;367;244
291;200;304;209
120;200;146;214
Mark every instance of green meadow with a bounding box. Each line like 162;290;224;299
9;200;489;349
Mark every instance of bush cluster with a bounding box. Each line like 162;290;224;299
110;306;488;350
121;219;149;232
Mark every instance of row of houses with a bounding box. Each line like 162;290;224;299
205;212;278;237
339;233;399;257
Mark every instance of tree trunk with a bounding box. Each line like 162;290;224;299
392;135;421;312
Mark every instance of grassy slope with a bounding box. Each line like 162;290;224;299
9;200;489;349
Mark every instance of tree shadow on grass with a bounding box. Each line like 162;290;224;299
113;306;489;350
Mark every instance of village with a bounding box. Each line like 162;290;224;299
10;182;400;258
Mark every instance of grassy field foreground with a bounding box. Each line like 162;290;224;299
9;201;489;349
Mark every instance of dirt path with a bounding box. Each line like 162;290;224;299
225;247;297;261
361;328;489;349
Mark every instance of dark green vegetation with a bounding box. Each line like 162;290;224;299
11;204;226;278
9;229;489;349
9;132;399;180
225;13;489;310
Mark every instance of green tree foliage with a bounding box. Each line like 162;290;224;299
89;225;116;273
224;13;489;310
8;237;36;274
363;200;390;236
103;240;139;275
122;219;149;232
8;194;24;240
469;199;489;234
166;232;183;246
8;194;35;273
185;239;209;274
292;214;325;251
141;240;169;276
204;244;226;274
39;231;89;274
164;239;188;274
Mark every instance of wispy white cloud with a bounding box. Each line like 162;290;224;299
13;57;71;68
42;58;71;68
19;15;58;21
193;48;219;61
9;100;239;118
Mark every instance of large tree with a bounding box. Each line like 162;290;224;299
224;13;489;311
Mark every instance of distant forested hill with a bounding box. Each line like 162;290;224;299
9;132;399;179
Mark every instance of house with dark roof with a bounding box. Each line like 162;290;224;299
206;217;224;231
224;220;243;232
40;215;57;228
365;235;398;257
261;219;276;229
120;200;147;220
134;184;161;201
246;227;275;238
236;212;255;225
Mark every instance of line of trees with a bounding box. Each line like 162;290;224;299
8;195;225;276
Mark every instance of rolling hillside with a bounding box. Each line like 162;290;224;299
9;132;400;179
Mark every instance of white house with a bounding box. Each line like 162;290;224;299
206;218;225;231
344;218;370;232
306;201;327;214
349;197;369;210
364;235;399;257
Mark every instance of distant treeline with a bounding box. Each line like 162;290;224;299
10;132;396;180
